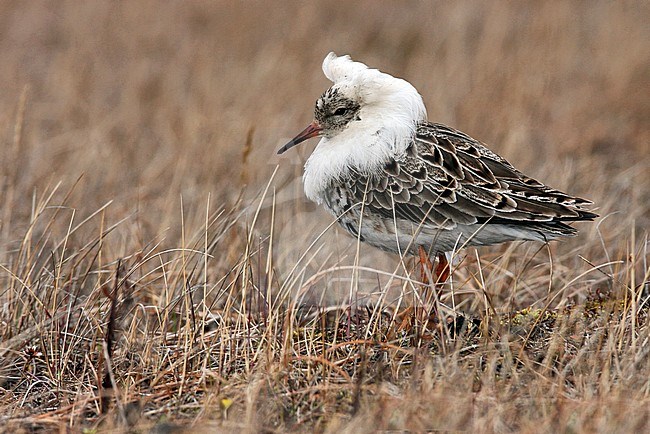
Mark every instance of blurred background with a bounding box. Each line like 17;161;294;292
0;1;648;305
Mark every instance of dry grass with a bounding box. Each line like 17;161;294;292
1;1;649;432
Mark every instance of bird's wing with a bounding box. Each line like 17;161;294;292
342;122;597;231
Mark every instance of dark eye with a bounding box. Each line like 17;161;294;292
333;107;348;116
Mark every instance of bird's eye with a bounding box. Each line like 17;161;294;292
333;107;348;116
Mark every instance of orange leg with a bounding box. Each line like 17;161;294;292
418;246;434;284
435;252;450;283
417;247;451;285
416;248;450;328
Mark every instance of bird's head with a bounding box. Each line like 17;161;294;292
277;52;427;155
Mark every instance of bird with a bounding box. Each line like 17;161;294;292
278;52;597;283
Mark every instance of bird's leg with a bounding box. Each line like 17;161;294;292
418;246;434;284
415;246;435;326
416;248;451;328
417;247;450;285
435;252;450;284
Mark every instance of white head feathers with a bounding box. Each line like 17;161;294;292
321;52;427;122
322;52;370;83
302;53;428;203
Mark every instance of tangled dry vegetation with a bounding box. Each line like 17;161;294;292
1;1;649;433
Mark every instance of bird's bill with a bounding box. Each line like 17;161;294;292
277;121;322;154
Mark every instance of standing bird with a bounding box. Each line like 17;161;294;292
278;53;596;283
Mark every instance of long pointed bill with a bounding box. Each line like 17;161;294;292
277;121;322;154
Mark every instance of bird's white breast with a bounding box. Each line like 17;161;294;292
302;117;414;204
